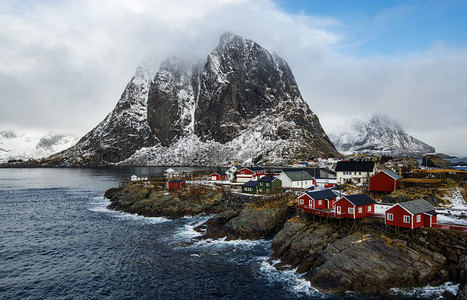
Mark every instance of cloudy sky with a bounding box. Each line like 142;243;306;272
1;0;466;156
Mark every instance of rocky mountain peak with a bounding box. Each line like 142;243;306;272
38;32;339;166
329;114;435;157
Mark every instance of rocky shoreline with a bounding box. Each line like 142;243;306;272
104;183;467;298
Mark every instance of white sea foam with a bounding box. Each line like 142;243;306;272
173;214;213;240
259;259;322;297
87;196;169;225
390;281;459;298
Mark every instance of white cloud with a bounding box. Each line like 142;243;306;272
0;0;466;156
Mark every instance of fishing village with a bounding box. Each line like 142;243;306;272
104;154;467;298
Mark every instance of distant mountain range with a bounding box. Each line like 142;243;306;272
40;32;338;166
328;114;435;157
0;130;77;163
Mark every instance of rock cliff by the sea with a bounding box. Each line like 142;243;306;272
104;183;467;297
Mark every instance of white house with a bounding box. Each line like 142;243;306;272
131;175;148;181
225;164;243;181
335;161;376;185
277;171;315;189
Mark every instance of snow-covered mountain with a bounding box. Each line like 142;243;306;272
43;32;338;166
328;114;435;157
0;130;78;163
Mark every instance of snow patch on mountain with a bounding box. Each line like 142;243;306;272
328;114;435;157
0;130;78;163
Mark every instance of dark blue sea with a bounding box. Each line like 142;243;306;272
0;168;458;299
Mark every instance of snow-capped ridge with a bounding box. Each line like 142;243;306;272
329;114;435;157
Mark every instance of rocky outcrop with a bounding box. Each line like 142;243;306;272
105;183;224;219
422;154;451;168
270;220;466;295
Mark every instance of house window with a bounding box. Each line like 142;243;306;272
387;213;393;221
358;207;363;213
416;215;421;223
309;200;312;207
348;207;354;214
337;206;341;214
299;199;304;205
368;206;372;212
403;215;410;223
318;200;322;206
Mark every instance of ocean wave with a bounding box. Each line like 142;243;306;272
390;281;459;298
87;196;169;225
259;259;323;298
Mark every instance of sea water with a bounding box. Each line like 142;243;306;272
0;168;457;299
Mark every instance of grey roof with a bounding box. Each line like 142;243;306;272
242;181;259;187
282;171;314;181
342;194;376;206
306;189;337;200
399;199;435;215
382;169;402;180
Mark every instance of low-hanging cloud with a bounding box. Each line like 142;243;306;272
0;0;466;155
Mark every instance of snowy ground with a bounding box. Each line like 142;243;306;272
375;188;467;226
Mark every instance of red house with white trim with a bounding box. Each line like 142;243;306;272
236;167;265;182
298;189;337;210
167;180;187;189
210;172;226;181
334;194;376;219
385;199;437;229
369;169;402;192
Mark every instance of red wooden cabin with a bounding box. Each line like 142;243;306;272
210;172;226;181
167;180;187;189
369;169;402;192
385;199;437;229
298;189;337;210
236;167;265;182
334;194;376;219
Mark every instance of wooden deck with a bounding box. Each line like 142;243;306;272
301;207;345;219
300;206;467;232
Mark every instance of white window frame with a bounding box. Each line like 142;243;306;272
403;215;410;223
348;207;354;214
416;215;421;223
318;200;322;206
387;213;393;221
337;206;341;214
358;207;363;213
309;200;313;207
299;199;304;205
368;206;372;212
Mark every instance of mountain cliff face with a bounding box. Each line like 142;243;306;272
328;114;435;157
47;65;157;166
45;33;338;166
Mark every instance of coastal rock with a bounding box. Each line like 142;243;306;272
105;183;223;218
225;206;290;239
271;221;448;294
